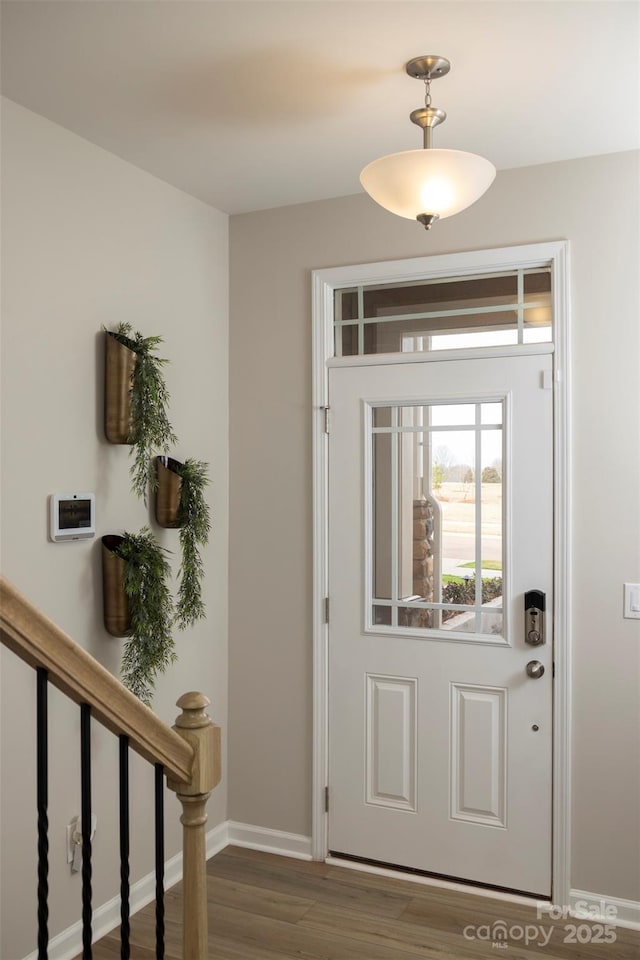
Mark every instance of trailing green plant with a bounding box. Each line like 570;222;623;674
175;458;211;628
109;322;178;501
116;527;175;705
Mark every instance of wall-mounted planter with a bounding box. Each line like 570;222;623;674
155;456;183;528
102;535;131;636
104;324;177;500
104;331;136;444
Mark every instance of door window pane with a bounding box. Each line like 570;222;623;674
369;400;504;639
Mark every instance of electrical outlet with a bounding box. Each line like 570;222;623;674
66;816;79;864
66;814;97;866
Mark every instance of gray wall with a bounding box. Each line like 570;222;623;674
229;150;640;902
0;99;229;959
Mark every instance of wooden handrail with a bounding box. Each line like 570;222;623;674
0;576;193;784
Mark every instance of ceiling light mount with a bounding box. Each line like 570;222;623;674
407;56;449;149
360;55;496;231
405;56;451;81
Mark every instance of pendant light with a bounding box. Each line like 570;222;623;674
360;56;496;230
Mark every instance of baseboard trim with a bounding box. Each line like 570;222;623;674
226;820;312;860
568;889;640;930
206;818;231;860
22;821;229;960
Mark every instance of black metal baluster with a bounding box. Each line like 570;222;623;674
119;736;130;959
36;668;49;960
80;704;93;959
154;764;165;960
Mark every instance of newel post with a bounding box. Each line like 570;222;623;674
167;692;221;960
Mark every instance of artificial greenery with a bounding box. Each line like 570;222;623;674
175;458;211;629
109;322;178;501
116;527;175;705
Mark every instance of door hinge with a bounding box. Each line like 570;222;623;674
323;406;331;434
324;786;329;813
323;597;330;624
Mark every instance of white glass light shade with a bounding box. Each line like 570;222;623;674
360;148;496;222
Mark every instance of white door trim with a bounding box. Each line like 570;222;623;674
312;241;572;904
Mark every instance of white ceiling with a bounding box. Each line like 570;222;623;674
1;1;638;214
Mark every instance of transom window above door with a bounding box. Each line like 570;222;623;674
334;267;551;357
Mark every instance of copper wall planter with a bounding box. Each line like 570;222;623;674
104;331;136;443
102;535;132;636
155;456;183;528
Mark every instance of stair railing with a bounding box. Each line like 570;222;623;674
0;576;221;960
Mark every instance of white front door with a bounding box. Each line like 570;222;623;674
328;353;553;896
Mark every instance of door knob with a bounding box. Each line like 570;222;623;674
526;660;545;679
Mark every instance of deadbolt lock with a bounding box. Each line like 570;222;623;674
525;589;545;646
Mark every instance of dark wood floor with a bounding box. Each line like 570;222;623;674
89;845;639;959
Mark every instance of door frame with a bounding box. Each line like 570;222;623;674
312;241;572;904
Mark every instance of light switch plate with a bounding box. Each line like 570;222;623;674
623;583;640;619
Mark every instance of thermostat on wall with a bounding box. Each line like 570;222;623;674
49;493;96;542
